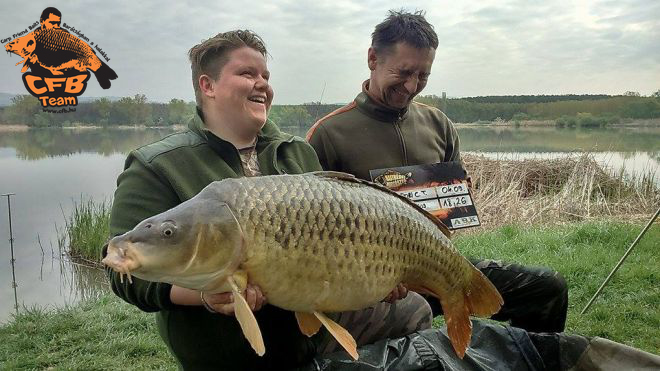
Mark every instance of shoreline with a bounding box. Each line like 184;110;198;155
0;124;186;132
2;118;657;131
455;118;660;127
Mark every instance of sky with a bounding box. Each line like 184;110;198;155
1;0;658;104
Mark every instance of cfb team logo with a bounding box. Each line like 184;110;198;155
4;7;117;110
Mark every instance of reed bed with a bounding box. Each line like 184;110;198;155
58;198;111;266
463;153;659;229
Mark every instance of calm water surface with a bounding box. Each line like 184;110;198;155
0;125;658;323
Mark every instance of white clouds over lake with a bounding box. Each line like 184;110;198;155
1;0;658;103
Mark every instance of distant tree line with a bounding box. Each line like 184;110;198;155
1;91;658;129
459;94;613;104
417;90;660;123
0;95;196;128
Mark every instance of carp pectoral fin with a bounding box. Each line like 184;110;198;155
313;311;358;360
228;276;265;356
20;62;29;73
295;312;322;337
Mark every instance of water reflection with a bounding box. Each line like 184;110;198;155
0;127;177;160
455;125;660;154
1;241;107;323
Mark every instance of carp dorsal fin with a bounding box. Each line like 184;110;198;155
310;171;357;180
313;311;358;360
228;275;265;356
295;311;322;336
310;171;451;238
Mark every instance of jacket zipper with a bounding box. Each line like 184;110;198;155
393;116;408;166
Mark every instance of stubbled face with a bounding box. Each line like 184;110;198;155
204;46;273;137
41;14;61;29
102;197;245;290
367;42;436;110
5;33;36;58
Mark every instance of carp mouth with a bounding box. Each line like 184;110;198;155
102;242;142;284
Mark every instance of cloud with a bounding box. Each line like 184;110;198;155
1;0;658;103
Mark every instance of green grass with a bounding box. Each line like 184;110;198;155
449;221;660;354
3;221;656;369
0;296;175;370
59;198;111;264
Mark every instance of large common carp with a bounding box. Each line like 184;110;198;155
102;172;502;359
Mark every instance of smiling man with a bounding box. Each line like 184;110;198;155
307;10;569;336
104;30;323;370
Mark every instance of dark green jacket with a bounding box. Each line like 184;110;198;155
306;81;461;181
105;116;322;370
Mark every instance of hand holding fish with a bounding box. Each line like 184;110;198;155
382;283;409;303
202;284;267;315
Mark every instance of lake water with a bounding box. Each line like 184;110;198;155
0;125;658;323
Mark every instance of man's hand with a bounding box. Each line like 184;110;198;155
202;284;268;315
382;283;408;303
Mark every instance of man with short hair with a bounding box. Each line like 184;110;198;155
39;7;63;30
307;10;568;334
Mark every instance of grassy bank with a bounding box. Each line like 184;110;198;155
0;296;174;370
453;221;659;354
1;221;657;368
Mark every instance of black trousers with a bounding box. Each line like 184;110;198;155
426;258;569;333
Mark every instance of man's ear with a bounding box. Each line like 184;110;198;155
367;47;378;71
199;75;215;98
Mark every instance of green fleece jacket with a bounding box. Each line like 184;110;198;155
105;115;322;370
306;81;461;181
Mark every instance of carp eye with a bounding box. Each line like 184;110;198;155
160;221;176;238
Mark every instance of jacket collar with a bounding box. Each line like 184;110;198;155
355;80;410;122
188;109;295;174
188;109;294;146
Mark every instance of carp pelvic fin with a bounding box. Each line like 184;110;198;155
228;276;265;356
313;311;358;360
295;312;322;337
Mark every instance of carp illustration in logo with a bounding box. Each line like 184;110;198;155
5;7;117;108
374;170;414;189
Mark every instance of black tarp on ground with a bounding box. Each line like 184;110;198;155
297;320;660;371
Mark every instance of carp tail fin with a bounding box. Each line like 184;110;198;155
410;266;502;359
228;277;265;356
313;311;358;360
465;267;503;317
93;60;117;89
